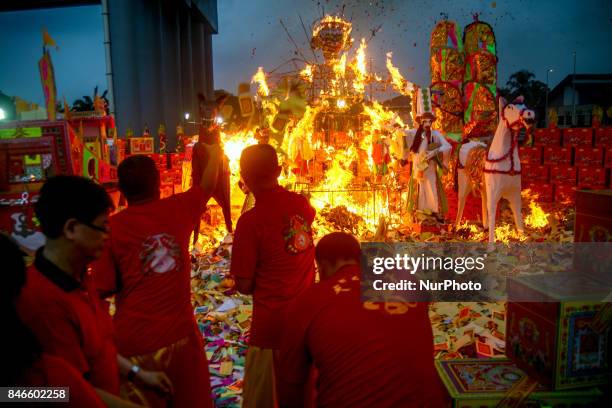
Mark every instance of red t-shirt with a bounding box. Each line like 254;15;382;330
279;265;448;408
93;187;206;356
230;185;316;349
27;354;106;407
18;252;120;395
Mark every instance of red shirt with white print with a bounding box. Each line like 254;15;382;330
93;187;206;356
230;185;316;349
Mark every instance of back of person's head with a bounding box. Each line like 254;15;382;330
239;144;280;190
0;234;41;385
118;155;160;203
35;175;114;239
315;232;361;278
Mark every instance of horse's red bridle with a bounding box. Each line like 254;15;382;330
484;103;524;175
501;104;528;129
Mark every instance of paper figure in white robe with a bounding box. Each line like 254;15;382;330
404;87;451;217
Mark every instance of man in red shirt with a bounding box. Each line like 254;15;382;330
279;232;448;408
17;176;171;407
230;144;316;408
2;233;105;408
93;143;222;407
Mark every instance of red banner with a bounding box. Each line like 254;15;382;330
38;50;57;121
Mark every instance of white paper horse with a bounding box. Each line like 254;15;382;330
455;96;535;242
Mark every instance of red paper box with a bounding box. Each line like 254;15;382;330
594;127;612;146
534;128;561;146
577;167;607;188
507;296;611;390
562;128;593;147
554;184;577;203
524;182;553;202
521;164;549;184
574;189;612;242
549;166;577;185
574;147;603;167
518;146;542;164
543;146;572;165
605;147;612;168
129;137;155;155
436;358;603;407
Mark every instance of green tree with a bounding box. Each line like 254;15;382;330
499;70;547;109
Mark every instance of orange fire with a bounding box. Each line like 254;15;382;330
386;52;414;96
300;64;313;82
212;15;426;237
524;201;549;229
252;67;270;97
351;38;367;94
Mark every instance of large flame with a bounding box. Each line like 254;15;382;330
352;38;367;94
252;67;270;97
525;201;549;229
312;15;353;39
206;15;425;239
333;53;347;77
191;14;564;248
300;64;313;82
386;52;414;95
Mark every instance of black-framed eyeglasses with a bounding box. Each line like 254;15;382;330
79;221;110;234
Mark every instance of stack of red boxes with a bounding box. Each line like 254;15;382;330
520;145;551;201
148;153;185;198
528;129;555;202
570;128;610;198
532;126;612;204
534;128;561;146
598;128;612;187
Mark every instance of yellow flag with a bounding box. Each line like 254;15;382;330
42;28;58;49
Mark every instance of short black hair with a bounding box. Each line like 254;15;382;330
315;232;361;265
118;155;160;203
240;144;279;183
35;175;114;239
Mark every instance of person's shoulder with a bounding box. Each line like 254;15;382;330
285;189;311;205
236;207;256;225
109;207;131;224
289;279;344;326
296;278;338;308
18;268;70;320
21;266;52;299
168;186;206;207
